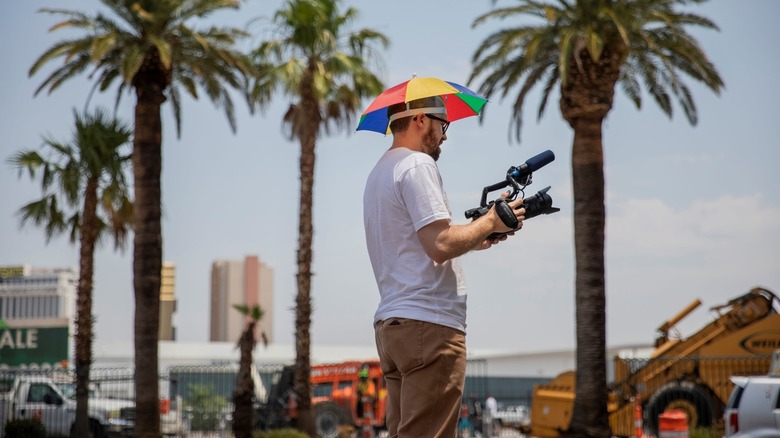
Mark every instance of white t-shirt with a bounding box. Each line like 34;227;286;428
363;147;467;332
485;396;497;419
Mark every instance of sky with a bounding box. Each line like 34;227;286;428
1;0;778;356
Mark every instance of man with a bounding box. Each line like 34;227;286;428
355;363;376;420
363;95;526;437
485;393;498;437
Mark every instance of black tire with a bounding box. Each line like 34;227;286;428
645;381;720;436
72;420;104;438
314;401;347;438
89;419;104;438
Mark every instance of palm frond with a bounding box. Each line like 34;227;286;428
618;63;642;109
233;304;250;315
246;0;386;139
8;150;45;180
537;66;559;121
10;107;132;249
32;0;251;140
470;0;723;139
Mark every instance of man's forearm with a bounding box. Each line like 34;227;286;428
417;216;499;263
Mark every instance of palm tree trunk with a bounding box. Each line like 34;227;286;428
295;132;316;437
567;117;610;438
294;70;320;436
233;321;257;438
559;43;623;438
294;71;319;437
132;81;164;438
74;178;99;437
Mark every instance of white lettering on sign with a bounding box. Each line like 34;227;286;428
0;329;39;349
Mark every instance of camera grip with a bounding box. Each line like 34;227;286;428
494;199;519;229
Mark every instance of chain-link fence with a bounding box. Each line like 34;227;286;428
612;355;772;435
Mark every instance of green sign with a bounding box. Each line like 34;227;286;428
0;326;69;367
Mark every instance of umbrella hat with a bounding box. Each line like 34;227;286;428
356;77;488;134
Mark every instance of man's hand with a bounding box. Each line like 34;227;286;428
490;191;525;234
473;231;513;251
472;192;525;251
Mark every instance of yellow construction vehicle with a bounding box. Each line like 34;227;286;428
526;286;780;437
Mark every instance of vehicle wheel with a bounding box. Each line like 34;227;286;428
71;421;104;438
646;381;720;436
314;401;347;438
89;419;104;438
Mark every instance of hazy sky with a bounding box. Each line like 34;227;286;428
1;0;778;355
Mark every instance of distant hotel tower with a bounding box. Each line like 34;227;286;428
159;262;177;341
209;255;274;343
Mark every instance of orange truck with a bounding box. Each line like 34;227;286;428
310;360;387;437
255;359;387;438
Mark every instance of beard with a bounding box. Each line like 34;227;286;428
423;124;442;161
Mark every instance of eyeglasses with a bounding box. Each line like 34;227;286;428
426;114;450;135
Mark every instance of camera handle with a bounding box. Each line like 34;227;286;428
478;170;528;208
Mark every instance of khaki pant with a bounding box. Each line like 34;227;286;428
375;318;467;438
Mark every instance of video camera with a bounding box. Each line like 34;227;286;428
464;149;560;239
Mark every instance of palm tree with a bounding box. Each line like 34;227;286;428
9;107;133;438
247;0;387;434
232;304;268;438
470;1;723;436
29;1;251;435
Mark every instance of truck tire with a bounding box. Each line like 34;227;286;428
89;420;105;438
314;401;347;438
70;420;104;438
645;381;719;436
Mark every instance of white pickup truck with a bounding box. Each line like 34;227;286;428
723;349;780;438
495;405;530;428
0;375;134;437
57;378;191;437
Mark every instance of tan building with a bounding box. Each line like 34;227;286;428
159;262;177;341
209;255;274;343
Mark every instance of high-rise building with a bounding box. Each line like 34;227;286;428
159;262;177;341
0;265;75;368
209;255;274;343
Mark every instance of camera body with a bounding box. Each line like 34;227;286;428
464;150;560;239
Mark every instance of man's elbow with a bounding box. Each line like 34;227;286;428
424;245;454;264
417;220;457;264
428;251;450;265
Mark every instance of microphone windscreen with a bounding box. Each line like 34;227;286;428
525;150;555;172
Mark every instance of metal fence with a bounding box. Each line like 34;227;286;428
612;355;773;435
614;354;771;401
0;366;228;436
0;366;139;437
167;363;288;433
0;357;548;436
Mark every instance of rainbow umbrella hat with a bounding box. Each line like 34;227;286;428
356;77;488;135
